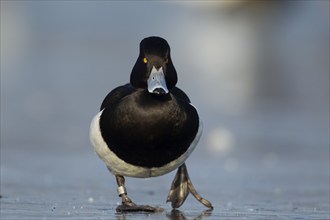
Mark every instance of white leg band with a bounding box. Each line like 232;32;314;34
117;186;127;196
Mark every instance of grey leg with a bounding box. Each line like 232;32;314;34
115;175;136;206
114;174;164;212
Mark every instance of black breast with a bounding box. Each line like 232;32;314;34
99;91;199;168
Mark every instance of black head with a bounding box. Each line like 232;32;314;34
130;36;177;95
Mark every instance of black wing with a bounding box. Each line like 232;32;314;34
171;87;191;103
100;83;135;111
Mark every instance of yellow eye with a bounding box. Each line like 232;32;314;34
165;58;169;63
143;57;148;63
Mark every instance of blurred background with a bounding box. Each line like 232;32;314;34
1;1;329;218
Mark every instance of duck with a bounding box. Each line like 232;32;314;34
90;36;213;212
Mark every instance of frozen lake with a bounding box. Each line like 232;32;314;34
1;140;329;220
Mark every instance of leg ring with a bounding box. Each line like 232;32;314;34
117;186;127;196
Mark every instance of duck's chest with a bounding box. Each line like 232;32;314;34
101;93;194;141
99;93;199;167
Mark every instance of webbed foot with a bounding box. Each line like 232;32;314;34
166;164;190;208
116;204;163;212
166;163;213;209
